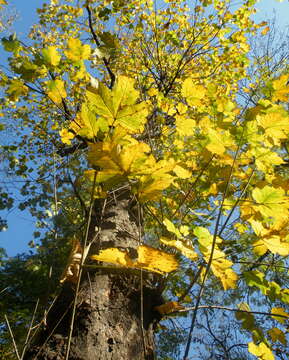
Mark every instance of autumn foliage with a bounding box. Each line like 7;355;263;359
0;0;289;359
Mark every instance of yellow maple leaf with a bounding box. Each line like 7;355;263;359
65;38;91;62
216;97;235;115
91;245;179;274
88;135;159;186
163;218;182;238
90;248;134;267
137;245;179;273
42;46;61;66
272;74;289;102
175;114;196;136
210;251;238;290
160;237;198;261
262;236;289;256
252;239;268;256
257;111;289;143
271;307;289;323
59;128;75;145
194;227;237;289
206;129;234;155
248;342;274;360
252;147;284;172
46;79;67;104
173;164;192;179
85;76;148;132
252;186;287;218
181;78;206;107
74;102;108;139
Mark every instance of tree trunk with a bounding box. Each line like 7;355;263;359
24;188;163;360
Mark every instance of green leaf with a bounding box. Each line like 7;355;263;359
1;35;20;54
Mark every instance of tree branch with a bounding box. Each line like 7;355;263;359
86;5;115;89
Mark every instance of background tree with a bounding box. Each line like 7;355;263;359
1;0;289;359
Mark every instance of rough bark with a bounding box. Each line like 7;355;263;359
24;188;163;360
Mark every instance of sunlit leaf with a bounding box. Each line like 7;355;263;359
160;237;198;261
252;186;287;218
181;78;206;106
42;46;61;67
46;79;67;104
272;74;289;102
175;114;196;136
91;245;179;274
137;245;179;273
271;307;289;324
59;128;74;145
85;76;148;132
163;219;181;238
173;165;192;179
60;240;90;284
65;38;91;62
248;342;274;360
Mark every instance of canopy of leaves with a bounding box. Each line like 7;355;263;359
0;0;289;359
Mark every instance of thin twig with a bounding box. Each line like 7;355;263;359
4;315;21;360
218;168;255;237
21;299;39;360
0;286;9;295
237;260;289;270
173;155;214;218
33;302;73;360
177;305;289;319
178;264;204;303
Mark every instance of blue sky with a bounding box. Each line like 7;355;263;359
0;0;288;257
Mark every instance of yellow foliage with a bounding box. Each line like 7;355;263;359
272;74;289;102
271;307;289;324
46;79;67;104
85;75;148;132
65;38;91;62
160;237;198;261
248;342;274;360
257;111;289;143
173;165;192;179
42;46;61;66
60;239;86;284
194;227;238;290
175;114;196;136
91;245;179;274
181;78;207;107
59;128;75;145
